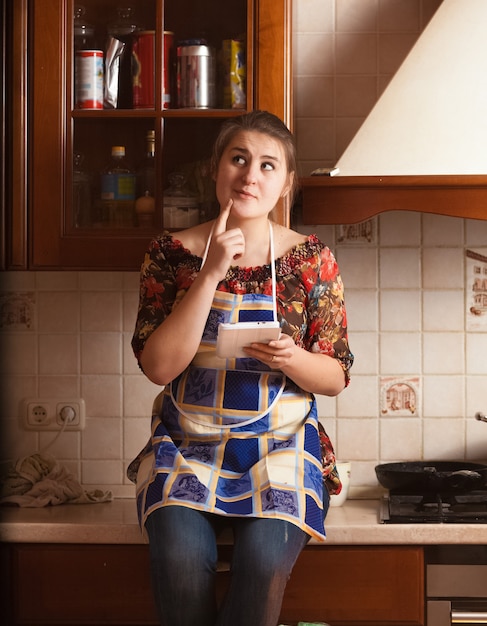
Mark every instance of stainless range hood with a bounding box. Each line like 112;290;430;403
336;0;487;177
301;0;487;225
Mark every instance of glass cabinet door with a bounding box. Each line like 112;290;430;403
26;0;291;269
69;0;248;236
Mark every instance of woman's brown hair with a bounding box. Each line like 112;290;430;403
211;110;298;201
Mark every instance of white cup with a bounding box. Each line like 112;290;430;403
329;461;351;507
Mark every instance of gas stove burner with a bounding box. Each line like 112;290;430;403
422;500;451;513
380;489;487;523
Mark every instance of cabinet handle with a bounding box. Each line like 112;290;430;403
452;610;487;624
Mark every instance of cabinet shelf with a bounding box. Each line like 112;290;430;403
72;109;248;120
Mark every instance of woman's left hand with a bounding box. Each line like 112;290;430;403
245;333;346;395
244;333;296;369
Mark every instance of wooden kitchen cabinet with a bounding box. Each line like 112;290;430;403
5;0;292;270
1;543;424;626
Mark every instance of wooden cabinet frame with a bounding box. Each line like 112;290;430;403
4;0;29;269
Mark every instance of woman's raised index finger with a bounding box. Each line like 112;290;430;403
213;199;233;235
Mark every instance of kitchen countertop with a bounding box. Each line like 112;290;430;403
1;498;486;545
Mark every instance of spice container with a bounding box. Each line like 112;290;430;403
75;50;104;109
132;30;155;108
222;38;246;109
177;41;216;108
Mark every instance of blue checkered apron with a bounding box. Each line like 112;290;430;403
135;224;326;541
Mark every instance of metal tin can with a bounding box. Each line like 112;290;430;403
163;31;174;109
75;50;104;109
132;30;155;109
177;44;216;108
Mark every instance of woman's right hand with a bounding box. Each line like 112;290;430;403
203;200;245;281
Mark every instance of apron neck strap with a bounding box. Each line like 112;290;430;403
200;223;215;267
269;222;278;322
201;220;278;322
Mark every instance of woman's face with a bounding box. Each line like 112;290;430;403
214;130;293;221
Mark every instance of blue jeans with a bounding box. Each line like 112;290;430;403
145;505;319;626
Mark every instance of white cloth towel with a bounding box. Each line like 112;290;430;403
0;453;113;507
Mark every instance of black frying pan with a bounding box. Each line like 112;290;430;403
375;461;487;493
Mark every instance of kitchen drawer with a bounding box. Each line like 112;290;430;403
280;545;425;626
7;544;159;625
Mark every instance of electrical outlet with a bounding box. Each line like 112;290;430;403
22;398;86;431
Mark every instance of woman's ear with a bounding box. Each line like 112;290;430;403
281;172;294;198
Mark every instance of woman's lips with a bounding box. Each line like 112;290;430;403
235;188;256;199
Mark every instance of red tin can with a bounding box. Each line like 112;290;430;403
163;31;174;109
132;31;155;109
75;50;104;109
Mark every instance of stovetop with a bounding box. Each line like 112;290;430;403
380;490;487;524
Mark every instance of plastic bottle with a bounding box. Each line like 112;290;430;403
100;146;136;227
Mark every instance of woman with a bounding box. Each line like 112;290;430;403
130;110;353;626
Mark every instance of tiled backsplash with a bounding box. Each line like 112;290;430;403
298;214;487;493
2;215;486;496
1;0;486;497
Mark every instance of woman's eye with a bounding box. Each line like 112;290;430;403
262;162;274;171
233;155;246;165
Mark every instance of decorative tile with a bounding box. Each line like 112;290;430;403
466;248;487;331
336;218;376;244
380;376;420;417
0;292;35;330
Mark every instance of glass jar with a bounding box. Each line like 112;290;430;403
163;172;200;229
74;5;96;51
73;152;92;228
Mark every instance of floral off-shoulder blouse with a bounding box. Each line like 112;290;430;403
132;232;353;384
